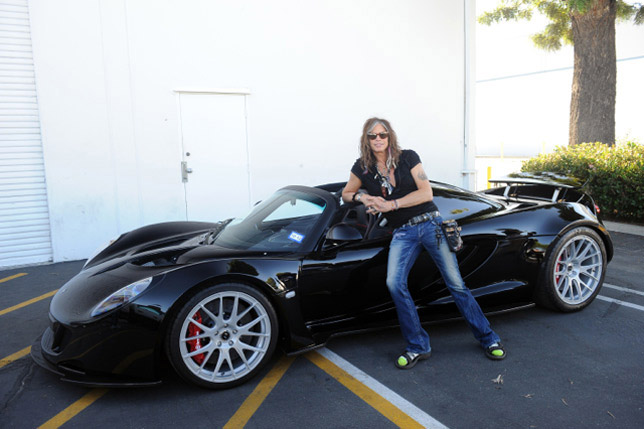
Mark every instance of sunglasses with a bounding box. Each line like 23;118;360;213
367;133;389;140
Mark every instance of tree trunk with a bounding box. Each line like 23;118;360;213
569;0;616;146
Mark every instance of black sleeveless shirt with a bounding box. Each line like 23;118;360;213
351;149;438;229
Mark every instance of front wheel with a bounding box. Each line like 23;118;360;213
166;283;278;389
537;227;607;312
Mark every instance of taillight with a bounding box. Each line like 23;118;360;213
595;204;601;214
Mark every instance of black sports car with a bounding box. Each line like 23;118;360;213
32;174;612;389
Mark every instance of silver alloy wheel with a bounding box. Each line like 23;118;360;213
178;290;271;384
552;235;603;305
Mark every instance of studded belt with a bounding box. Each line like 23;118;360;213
402;211;441;228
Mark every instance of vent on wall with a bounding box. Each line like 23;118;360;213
0;0;53;268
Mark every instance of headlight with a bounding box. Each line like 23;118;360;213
91;277;153;317
83;235;122;268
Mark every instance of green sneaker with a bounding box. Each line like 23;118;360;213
395;350;431;369
485;343;506;360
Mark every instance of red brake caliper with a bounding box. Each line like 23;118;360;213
556;249;567;285
188;311;205;364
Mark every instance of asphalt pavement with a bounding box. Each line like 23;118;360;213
0;224;642;428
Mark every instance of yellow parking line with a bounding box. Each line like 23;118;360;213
0;289;58;316
0;346;31;369
224;355;296;428
0;273;27;284
306;351;424;429
38;389;108;429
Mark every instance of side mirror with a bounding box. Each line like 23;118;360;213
325;224;363;243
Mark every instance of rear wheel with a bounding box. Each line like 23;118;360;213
538;227;607;311
166;283;278;389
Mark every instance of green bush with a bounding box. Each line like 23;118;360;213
521;141;644;222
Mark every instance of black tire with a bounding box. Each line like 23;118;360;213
536;227;607;312
166;283;278;389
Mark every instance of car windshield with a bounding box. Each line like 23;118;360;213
213;189;327;251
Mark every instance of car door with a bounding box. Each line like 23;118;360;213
299;237;392;331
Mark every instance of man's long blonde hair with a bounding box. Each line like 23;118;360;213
359;117;402;173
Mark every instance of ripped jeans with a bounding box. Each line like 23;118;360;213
386;216;500;354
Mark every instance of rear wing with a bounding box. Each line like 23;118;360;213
486;176;581;203
482;173;598;209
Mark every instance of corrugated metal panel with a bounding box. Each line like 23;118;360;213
0;0;52;268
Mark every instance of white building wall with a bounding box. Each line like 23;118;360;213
28;0;475;262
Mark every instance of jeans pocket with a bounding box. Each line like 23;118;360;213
393;229;407;240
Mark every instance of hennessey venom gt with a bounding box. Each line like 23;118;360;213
32;174;612;389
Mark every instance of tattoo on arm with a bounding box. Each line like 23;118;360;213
417;170;428;181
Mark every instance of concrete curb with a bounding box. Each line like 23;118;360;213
604;221;644;237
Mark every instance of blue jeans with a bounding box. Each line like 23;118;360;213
386;216;500;354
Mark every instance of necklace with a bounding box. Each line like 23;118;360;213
377;164;391;180
375;163;394;196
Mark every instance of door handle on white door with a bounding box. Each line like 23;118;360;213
181;161;193;182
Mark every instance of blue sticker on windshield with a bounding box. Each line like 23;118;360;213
288;231;305;243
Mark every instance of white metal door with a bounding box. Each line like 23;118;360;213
0;0;53;268
178;93;250;222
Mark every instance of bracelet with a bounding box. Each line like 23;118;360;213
353;192;363;202
393;199;399;210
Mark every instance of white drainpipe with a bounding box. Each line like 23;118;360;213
462;0;477;190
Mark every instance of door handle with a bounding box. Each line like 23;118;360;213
181;161;193;182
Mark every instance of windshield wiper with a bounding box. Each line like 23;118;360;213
206;218;234;244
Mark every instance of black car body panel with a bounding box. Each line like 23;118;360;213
33;178;612;387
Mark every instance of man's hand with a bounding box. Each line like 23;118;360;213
367;197;395;214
